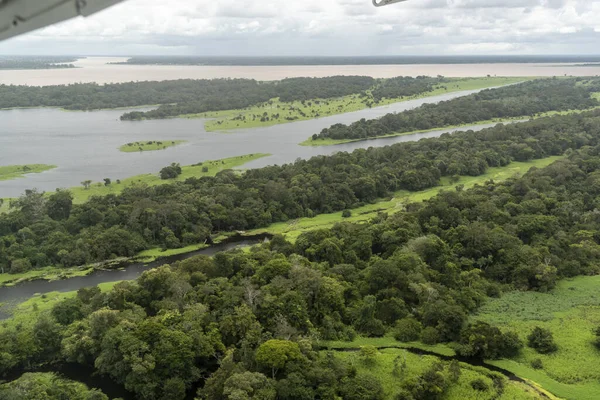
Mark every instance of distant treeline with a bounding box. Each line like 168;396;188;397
0;75;448;118
313;78;600;142
114;55;600;66
121;76;379;120
0;56;77;70
2;110;600;274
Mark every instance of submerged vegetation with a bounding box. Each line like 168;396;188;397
0;164;56;182
119;140;186;152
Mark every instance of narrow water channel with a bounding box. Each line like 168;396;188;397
0;234;270;319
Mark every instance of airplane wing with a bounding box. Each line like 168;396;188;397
0;0;125;42
0;0;407;43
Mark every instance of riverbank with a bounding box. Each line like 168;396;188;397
183;77;528;132
0;164;56;181
300;96;600;147
68;153;269;204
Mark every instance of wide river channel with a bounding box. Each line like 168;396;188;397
0;88;500;198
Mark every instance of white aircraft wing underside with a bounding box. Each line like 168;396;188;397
0;0;125;42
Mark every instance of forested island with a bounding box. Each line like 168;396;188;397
0;76;522;132
310;78;600;144
3;108;600;399
0;56;76;70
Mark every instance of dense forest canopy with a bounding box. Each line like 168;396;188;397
0;76;372;111
0;75;453;120
2;110;600;275
3;137;600;399
313;78;600;142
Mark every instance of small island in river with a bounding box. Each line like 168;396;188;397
0;164;56;181
119;140;187;152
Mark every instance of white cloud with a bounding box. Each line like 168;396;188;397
1;0;599;55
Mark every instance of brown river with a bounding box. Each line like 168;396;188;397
1;57;600;86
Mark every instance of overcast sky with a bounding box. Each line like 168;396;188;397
1;0;600;56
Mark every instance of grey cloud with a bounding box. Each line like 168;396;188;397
0;0;599;56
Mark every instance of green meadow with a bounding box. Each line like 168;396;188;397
330;348;545;400
0;164;56;181
475;275;600;400
119;140;186;152
68;153;269;204
187;77;527;132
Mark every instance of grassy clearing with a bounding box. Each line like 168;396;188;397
68;153;269;204
186;77;528;132
475;275;600;400
0;281;120;330
119;140;186;152
246;156;564;242
330;348;543;400
0;164;56;181
302;100;600;147
320;335;456;357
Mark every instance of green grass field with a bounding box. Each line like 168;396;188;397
0;164;56;181
68;153;269;204
475;275;600;400
246;156;564;242
119;140;186;152
185;77;528;132
330;347;545;400
302;97;600;147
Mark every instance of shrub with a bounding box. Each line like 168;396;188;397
531;358;544;369
457;322;523;359
359;345;377;365
527;327;558;354
342;210;352;218
420;326;440;345
10;258;32;273
470;378;489;391
394;317;422;342
160;163;182;180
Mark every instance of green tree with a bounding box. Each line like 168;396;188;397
46;189;74;220
527;327;557;354
255;340;302;378
393;317;422;342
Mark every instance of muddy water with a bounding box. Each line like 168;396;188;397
0;57;599;86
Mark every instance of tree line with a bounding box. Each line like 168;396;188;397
2;110;600;275
0;76;375;113
3;138;600;398
312;78;600;141
0;75;453;120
